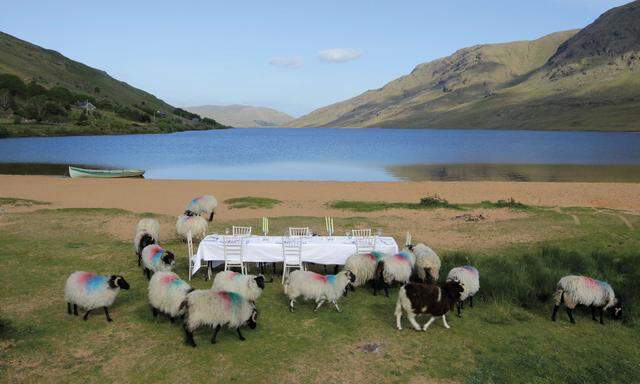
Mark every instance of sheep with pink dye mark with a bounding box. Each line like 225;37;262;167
345;251;385;289
446;266;480;317
149;271;194;323
211;271;265;302
185;195;218;222
134;218;160;266
284;270;356;312
373;251;416;297
551;275;623;324
64;271;130;322
140;244;175;280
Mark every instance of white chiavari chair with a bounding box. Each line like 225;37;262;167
232;226;252;236
223;236;246;274
288;227;310;237
282;236;304;283
352;228;372;238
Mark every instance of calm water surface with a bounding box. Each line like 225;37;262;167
1;128;639;181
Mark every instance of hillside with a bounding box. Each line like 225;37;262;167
289;1;640;131
0;32;224;137
186;104;293;127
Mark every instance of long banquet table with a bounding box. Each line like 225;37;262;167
192;235;399;275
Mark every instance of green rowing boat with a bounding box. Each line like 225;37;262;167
68;166;145;178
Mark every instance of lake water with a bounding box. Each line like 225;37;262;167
1;128;640;182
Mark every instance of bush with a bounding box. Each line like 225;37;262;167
0;73;27;96
419;195;453;208
482;198;529;210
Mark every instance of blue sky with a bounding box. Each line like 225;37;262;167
0;0;630;116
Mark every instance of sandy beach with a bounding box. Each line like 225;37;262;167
1;175;639;216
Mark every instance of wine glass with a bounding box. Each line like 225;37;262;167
377;228;383;237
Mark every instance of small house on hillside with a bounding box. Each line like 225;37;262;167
76;100;96;112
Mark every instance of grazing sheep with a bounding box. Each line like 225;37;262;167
395;280;464;331
551;275;623;324
133;230;157;266
407;243;441;283
181;290;258;347
284;270;356;312
141;244;175;280
176;212;208;241
149;272;194;323
136;218;160;240
211;271;265;302
345;251;385;288
373;252;416;297
64;271;130;322
186;195;218;222
446;266;480;317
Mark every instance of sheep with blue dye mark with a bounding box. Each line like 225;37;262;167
284;270;355;312
211;271;265;302
149;272;194;323
345;251;385;289
181;289;258;347
185;195;218;222
373;251;416;297
551;275;623;324
140;244;175;280
176;212;208;241
406;243;441;283
446;266;480;317
64;271;130;322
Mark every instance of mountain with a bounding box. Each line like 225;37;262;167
0;31;224;136
289;1;640;131
186;104;293;127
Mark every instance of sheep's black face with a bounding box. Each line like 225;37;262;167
184;210;196;217
407;244;415;252
255;275;265;289
347;270;356;283
140;234;155;252
112;275;130;290
162;251;175;266
612;303;623;320
248;309;258;329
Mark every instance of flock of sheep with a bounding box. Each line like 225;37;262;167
63;194;624;347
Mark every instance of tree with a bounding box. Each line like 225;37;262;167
24;95;48;121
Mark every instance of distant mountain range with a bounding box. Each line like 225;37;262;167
288;1;640;131
186;105;293;127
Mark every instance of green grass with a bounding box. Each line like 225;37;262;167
0;197;49;207
478;198;531;210
1;207;639;383
330;196;460;212
224;196;282;209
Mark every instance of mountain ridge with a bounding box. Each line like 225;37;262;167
186;104;293;127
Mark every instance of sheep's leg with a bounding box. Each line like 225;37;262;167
73;304;78;316
145;268;151;280
591;306;598;321
289;299;295;312
138;254;141;267
350;284;355;292
456;301;462;318
170;316;175;324
314;299;325;312
599;307;604;325
67;302;72;315
184;324;196;347
208;212;214;222
566;308;575;324
103;307;112;322
211;324;221;344
551;305;559;321
384;283;389;298
83;309;92;321
394;302;403;330
236;327;246;341
332;300;341;313
442;315;450;329
469;296;474;308
422;316;436;331
151;306;158;317
408;314;422;331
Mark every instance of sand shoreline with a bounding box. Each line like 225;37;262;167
1;175;639;216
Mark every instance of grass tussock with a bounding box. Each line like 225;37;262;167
224;196;282;209
330;195;459;212
480;197;530;210
0;197;49;207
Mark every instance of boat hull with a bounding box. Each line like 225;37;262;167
68;166;145;178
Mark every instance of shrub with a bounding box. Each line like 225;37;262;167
419;195;453;208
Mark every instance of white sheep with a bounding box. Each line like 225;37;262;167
446;266;480;317
407;243;441;283
149;271;194;323
185;195;218;222
284;270;355;312
373;252;416;297
141;244;175;280
136;218;160;240
133;230;157;266
176;213;208;241
64;271;130;322
182;289;258;347
211;271;265;302
551;275;623;324
345;251;385;288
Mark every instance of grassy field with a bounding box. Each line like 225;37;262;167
1;203;639;383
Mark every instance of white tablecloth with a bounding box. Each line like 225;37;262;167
192;235;399;274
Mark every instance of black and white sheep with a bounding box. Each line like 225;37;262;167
551;275;623;324
185;195;218;222
344;251;385;289
140;244;175;280
148;271;194;323
211;271;265;302
64;271;130;322
446;266;480;317
373;252;416;297
176;212;208;241
395;280;464;331
407;243;441;283
181;289;258;347
133;230;157;266
284;270;356;312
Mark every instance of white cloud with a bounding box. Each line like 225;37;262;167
268;56;303;69
318;48;362;63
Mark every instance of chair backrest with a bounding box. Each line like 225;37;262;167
282;236;303;265
223;236;244;262
355;236;376;254
289;227;310;237
187;231;194;280
232;226;252;236
352;228;372;238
